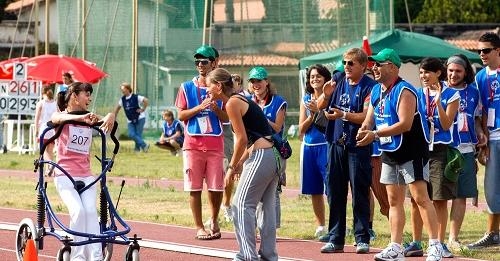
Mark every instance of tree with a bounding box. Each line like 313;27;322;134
414;0;500;23
394;0;424;24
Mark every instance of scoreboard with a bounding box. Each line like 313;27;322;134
0;62;41;115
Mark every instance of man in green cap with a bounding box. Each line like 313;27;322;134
175;45;228;240
356;48;443;261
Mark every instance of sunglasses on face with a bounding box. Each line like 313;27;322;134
342;60;355;66
249;79;263;84
477;48;495;55
373;62;392;68
194;59;210;66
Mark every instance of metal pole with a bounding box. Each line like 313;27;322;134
365;0;370;37
302;0;307;57
155;0;160;128
34;0;39;55
132;0;138;92
82;0;86;59
45;0;50;54
389;0;394;30
202;0;208;44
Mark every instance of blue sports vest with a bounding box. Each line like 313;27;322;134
182;80;223;136
372;80;430;152
449;83;479;146
416;84;459;145
122;94;140;123
163;119;182;137
256;94;287;137
302;93;327;145
475;68;500;132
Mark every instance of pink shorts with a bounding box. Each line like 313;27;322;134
183;149;224;192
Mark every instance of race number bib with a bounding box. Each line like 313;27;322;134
457;112;469;132
66;126;92;154
197;116;213;134
376;123;392;145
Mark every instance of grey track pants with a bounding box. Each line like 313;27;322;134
232;148;279;261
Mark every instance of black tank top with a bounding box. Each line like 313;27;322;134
231;94;273;145
382;113;429;164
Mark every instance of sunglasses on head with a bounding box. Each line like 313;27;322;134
342;60;355;66
477;48;495;55
194;59;210;66
373;61;392;68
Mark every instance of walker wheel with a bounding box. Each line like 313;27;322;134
56;247;71;261
15;218;37;261
124;245;140;261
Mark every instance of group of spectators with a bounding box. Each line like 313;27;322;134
298;32;500;261
35;31;499;261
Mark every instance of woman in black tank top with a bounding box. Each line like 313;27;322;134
206;68;279;261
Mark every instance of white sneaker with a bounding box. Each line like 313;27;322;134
222;206;233;222
426;242;443;261
374;243;404;261
314;226;326;238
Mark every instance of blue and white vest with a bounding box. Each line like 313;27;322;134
372;80;430;152
182;80;223;136
449;83;479;146
122;94;140;123
256;94;287;137
416;84;459;145
302;93;327;145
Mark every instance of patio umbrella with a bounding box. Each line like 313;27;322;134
25;54;107;84
0;57;29;80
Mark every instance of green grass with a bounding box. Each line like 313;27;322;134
0;138;498;260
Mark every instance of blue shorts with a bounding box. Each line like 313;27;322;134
300;143;328;194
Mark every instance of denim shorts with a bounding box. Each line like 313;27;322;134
380;159;429;185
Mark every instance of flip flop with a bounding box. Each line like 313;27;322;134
195;229;213;240
209;229;221;240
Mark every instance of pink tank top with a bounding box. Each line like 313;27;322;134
54;124;93;177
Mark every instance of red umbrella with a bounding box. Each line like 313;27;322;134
0;57;29;80
25;54;107;84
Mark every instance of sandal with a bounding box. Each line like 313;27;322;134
208;229;221;240
195;229;213;240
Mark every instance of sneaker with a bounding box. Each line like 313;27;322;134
222;206;233;222
142;144;150;153
441;243;453;258
467;232;500;249
404;241;424;257
315;226;326;238
320;242;344;253
356;242;370;254
374;243;404;261
447;239;462;250
369;229;377;241
426;242;443;261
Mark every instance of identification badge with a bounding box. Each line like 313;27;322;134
429;119;435;151
457;112;469;132
487;108;495;127
376;123;392;145
67;126;92;154
197;116;213;133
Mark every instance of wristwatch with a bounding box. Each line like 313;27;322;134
342;111;347;120
372;130;380;141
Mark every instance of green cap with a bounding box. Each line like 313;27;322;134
248;66;268;80
194;45;216;60
368;48;401;68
